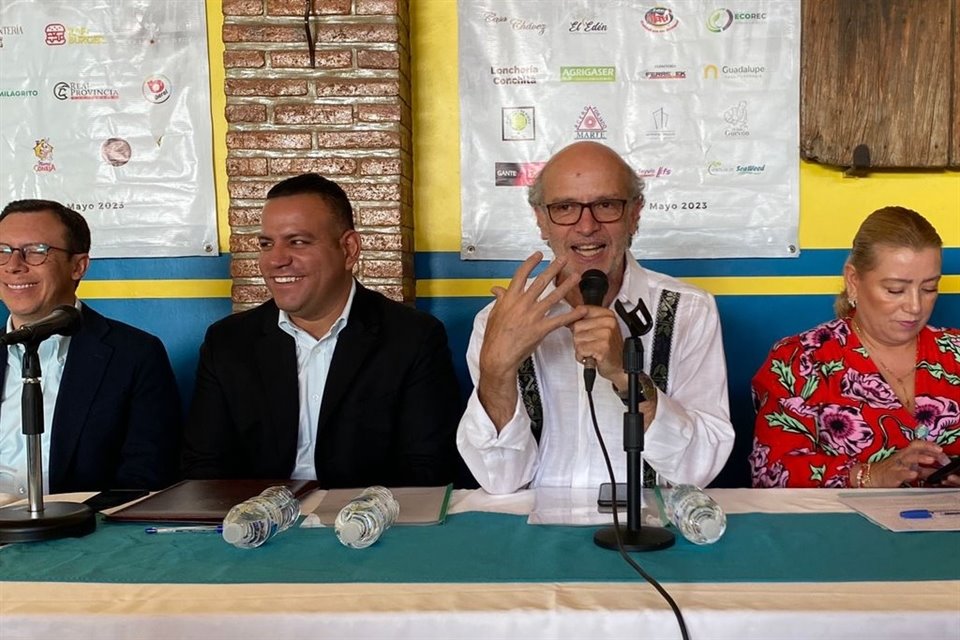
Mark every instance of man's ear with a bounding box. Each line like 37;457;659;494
71;253;90;286
342;229;361;271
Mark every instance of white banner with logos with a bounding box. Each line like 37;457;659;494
0;0;216;258
458;0;800;260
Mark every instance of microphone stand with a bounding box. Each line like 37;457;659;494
0;340;95;543
594;305;674;552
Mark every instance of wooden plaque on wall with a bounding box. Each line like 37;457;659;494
801;0;959;168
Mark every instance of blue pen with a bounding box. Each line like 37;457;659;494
145;525;223;534
899;509;960;519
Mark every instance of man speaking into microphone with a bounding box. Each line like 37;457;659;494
457;142;734;494
0;199;181;495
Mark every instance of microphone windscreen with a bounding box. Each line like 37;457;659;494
578;269;608;307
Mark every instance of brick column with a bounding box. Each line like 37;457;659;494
223;0;412;308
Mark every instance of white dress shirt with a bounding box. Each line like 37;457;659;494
456;255;734;494
278;281;356;481
0;318;72;496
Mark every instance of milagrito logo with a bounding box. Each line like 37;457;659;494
642;7;678;32
495;161;545;187
53;81;119;101
142;74;171;103
502;107;535;141
33;138;56;173
0;88;39;99
560;66;615;82
574;105;607;140
706;9;734;32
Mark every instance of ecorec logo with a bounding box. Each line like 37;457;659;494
560;66;615;82
707;8;768;32
707;9;734;32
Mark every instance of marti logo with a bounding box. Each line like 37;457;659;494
33;138;56;173
574;106;607;140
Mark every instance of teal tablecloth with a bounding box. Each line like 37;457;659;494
0;511;957;584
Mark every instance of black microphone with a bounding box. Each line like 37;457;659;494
0;305;82;347
578;269;608;392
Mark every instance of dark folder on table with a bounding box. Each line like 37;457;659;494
105;479;317;524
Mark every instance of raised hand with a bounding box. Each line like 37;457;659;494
477;252;587;430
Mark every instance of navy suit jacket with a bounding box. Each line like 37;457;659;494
182;283;463;488
0;304;182;493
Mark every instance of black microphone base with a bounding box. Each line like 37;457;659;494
0;501;96;543
594;524;675;552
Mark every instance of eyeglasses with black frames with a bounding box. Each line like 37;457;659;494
542;199;632;226
0;243;72;266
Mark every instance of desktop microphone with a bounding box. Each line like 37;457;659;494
0;305;82;347
578;269;608;392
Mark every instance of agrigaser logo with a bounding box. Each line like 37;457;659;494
560;66;615;82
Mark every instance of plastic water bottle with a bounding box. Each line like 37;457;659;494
665;484;726;545
221;486;301;549
334;486;400;549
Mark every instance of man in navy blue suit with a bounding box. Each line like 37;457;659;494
0;199;181;495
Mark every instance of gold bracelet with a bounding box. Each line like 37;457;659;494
856;462;872;488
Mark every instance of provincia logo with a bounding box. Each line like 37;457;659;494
560;66;615;82
53;81;119;101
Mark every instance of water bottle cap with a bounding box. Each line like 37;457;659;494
222;522;243;545
338;520;363;545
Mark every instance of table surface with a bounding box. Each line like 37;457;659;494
1;488;958;640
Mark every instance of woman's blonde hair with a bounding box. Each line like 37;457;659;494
835;206;943;317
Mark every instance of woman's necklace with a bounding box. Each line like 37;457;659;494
852;319;917;413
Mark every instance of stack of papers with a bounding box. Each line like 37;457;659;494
838;489;960;532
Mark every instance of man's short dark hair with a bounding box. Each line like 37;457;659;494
266;173;355;232
0;199;91;254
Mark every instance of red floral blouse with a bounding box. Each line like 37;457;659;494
750;317;960;487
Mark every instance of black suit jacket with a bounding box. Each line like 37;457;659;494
0;304;182;493
182;283;462;488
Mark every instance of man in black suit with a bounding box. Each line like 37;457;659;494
0;199;181;494
182;174;462;488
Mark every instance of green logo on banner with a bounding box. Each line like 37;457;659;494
560;66;616;82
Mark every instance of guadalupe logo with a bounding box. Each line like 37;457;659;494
574;105;607;140
33;138;56;172
642;7;678;32
502;107;535;141
142;74;171;103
